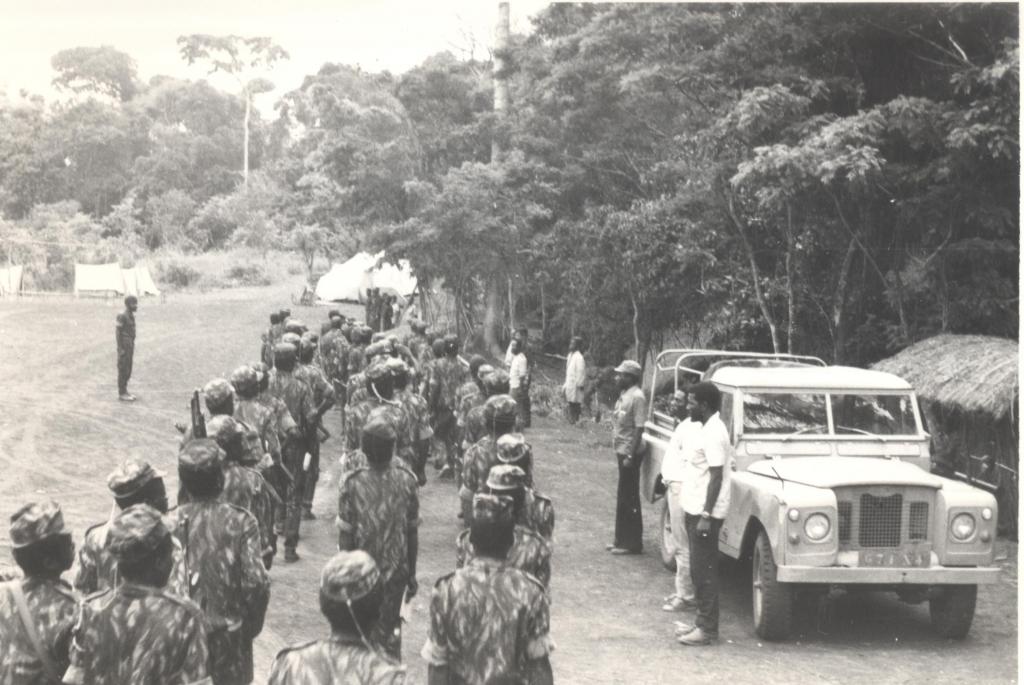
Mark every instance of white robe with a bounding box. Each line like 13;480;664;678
563;350;586;403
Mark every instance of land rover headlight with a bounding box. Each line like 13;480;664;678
951;513;976;541
803;513;831;541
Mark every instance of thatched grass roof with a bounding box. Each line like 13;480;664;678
872;334;1018;418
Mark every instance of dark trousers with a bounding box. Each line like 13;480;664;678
567;402;581;424
117;345;133;394
512;386;531;428
371;575;407;660
614;454;642;552
685;514;723;637
283;440;310;549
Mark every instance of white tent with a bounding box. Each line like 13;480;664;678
315;252;416;305
74;262;161;297
0;265;23;295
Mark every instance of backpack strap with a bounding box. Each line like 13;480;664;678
6;581;63;683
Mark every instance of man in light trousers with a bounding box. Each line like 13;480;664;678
662;390;699;612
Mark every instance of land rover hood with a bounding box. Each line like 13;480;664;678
747;456;944;489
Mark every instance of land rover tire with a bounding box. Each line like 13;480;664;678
929;585;977;639
752;529;793;640
659;499;676;572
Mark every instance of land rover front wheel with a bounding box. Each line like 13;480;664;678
659;500;676;572
929;585;977;639
752;529;793;640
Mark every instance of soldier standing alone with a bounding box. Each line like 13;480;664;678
115;295;138;401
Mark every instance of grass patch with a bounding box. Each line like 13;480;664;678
152;248;305;291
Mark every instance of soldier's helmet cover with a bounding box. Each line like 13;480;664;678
281;332;302;348
363;409;398;442
284;319;306;335
230;366;260;396
486;464;527;491
496;432;531;464
274;342;298;362
107;459;164;499
476;364;495;381
482;369;511;393
484;394;518;423
206;415;244;453
365;362;390;382
9;501;67;549
471;493;513;525
179;438;225;475
105;503;171;562
203;378;235;406
320;550;381;603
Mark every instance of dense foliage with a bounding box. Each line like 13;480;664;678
0;5;1017;366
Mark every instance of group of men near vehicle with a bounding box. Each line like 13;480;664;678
0;299;556;684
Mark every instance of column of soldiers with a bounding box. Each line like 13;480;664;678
1;308;556;684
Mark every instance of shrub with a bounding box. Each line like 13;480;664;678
225;263;271;286
159;261;201;288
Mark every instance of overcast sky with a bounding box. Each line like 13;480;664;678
0;0;552;111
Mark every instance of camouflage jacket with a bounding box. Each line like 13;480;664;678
347;372;368;409
339;448;370;475
406;334;430;363
455;526;552;592
319;330;350;382
519;490;555;542
421;558;553;685
346;398;413;462
235;398;282;464
464;408;524;449
256;392;298;442
0;577;77;685
295;363;337;411
459;436;500;503
337;465;419;585
63;582;211;685
220;464;277;556
398;389;433;443
430;358;469;411
455;382;484;428
269;370;316;438
348;344;368;378
267;634;405;685
73;521;189;598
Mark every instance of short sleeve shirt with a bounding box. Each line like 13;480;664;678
681;412;733;518
661;418;702;483
612;386;646;455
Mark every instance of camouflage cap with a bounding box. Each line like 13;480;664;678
477;364;495;381
384;357;408;375
471;493;513;525
364;342;385;359
299;338;317;355
365;362;390;382
411;319;427;333
274;342;298;361
363;408;398;441
281;332;302;347
107;459;164;499
230;366;259;396
9;501;67;549
252;362;269;383
302;331;319;344
105;503;171;562
482;369;511;392
320;550;381;603
484;394;518;422
284;319;306;334
203;378;235;406
614;359;642;377
496;432;530;464
178;438;224;475
486;464;527;491
206;415;244;455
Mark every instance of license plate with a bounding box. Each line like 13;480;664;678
859;549;931;568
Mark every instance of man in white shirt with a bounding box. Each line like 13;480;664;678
677;381;732;646
508;338;531;429
562;337;586;424
660;391;700;612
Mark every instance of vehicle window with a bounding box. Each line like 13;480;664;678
719;390;735;442
742;393;827;435
830;394;919;436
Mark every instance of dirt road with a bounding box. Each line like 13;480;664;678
0;283;1017;684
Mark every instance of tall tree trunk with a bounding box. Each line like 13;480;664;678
832;239;856;364
507;276;515;335
539;279;547;345
725;192;781;352
785;201;796;354
491;2;510;164
243;91;251;187
483;277;503;356
628;286;642;369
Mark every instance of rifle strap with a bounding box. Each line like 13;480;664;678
6;581;63;683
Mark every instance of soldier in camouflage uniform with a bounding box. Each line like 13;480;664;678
177;377;237;447
262;312;282;367
347;363;415;472
463;369;512;449
430;335;470;480
296;338;337;520
253;361;300;549
459;394;519;522
420;338;445;404
490;438;555;541
268;342;316;563
403;320;430;363
348;325;372;379
73;460;188;597
64;504;211;685
457;468;552;592
173;440;270;684
320;314;351;431
0;501;77;685
389;358;432;486
268;551;406;684
338;415;420;661
422;494;554;685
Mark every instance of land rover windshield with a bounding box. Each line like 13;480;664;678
741;392;920;437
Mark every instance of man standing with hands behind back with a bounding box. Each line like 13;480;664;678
116;295;138;401
607;359;646;555
677;381;732;647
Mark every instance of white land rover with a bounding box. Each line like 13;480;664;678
641;350;1000;640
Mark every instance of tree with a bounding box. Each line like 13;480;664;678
177;35;288;187
51;46;140;102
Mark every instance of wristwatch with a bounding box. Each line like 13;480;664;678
700;510;711;519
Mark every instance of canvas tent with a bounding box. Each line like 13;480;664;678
0;265;23;295
74;263;160;297
315;252;416;305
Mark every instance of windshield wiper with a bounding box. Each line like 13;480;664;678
780;425;826;442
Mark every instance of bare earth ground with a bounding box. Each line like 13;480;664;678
0;281;1017;685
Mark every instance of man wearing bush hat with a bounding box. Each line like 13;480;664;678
64;504;213;685
267;551;405;683
493;440;554;541
0;501;78;685
459;394;518;523
608;359;646;555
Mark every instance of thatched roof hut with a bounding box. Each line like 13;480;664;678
873;334;1018;537
872;334;1018;418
